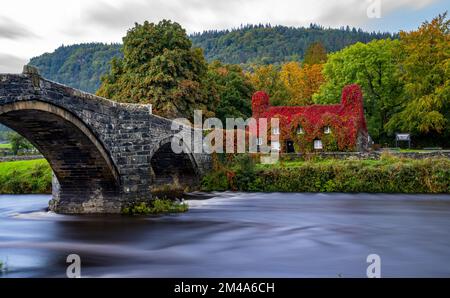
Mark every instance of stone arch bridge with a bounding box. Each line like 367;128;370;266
0;66;211;214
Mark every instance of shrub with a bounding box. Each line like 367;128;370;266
201;156;450;194
122;198;189;215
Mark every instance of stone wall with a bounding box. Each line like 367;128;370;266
0;155;44;162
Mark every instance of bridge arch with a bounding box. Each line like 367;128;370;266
0;100;120;213
149;136;200;187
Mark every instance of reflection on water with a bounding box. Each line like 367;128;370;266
1;193;450;277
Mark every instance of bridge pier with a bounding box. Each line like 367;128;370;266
48;172;146;213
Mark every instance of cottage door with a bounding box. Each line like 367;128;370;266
286;140;295;153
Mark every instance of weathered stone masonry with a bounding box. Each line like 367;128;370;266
0;66;211;214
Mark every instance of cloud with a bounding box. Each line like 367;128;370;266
0;0;443;66
0;53;27;73
317;0;441;28
76;0;249;35
76;0;442;34
0;16;38;40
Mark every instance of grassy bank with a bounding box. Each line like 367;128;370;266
202;155;450;193
0;159;52;194
1;156;448;196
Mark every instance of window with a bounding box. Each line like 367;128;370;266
271;141;281;151
324;126;331;134
272;127;280;135
314;140;323;150
257;137;263;146
297;126;304;134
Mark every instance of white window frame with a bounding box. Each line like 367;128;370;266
324;126;331;134
257;137;263;146
271;141;281;151
314;139;323;150
272;127;280;135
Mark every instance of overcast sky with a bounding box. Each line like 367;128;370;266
0;0;447;73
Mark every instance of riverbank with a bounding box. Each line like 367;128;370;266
0;156;448;195
202;155;450;193
0;159;51;194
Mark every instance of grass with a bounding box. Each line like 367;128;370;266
0;159;52;194
0;143;11;149
122;198;189;215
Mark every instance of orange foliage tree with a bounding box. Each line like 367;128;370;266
280;62;325;106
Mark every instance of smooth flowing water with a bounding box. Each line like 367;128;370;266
1;192;450;277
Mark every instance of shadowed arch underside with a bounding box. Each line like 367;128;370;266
0;101;121;213
150;140;199;188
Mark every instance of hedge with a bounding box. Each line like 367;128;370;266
201;157;450;193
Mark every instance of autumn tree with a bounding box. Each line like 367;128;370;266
385;13;450;143
97;20;216;119
313;39;404;143
248;64;289;105
280;62;325;105
279;62;303;104
303;42;327;65
206;61;254;122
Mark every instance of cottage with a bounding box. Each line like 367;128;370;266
251;84;369;152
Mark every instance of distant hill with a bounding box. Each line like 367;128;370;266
29;43;122;93
29;24;395;93
191;24;394;65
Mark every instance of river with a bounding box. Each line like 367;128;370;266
1;192;450;277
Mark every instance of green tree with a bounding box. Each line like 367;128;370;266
207;61;254;122
385;13;450;143
303;42;327;65
313;39;404;143
7;132;33;155
97;20;216;119
29;26;395;94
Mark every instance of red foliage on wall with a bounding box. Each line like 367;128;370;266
252;91;270;118
251;84;368;151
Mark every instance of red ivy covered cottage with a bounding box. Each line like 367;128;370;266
251;84;369;152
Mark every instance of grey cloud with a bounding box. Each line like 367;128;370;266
317;1;369;28
67;0;442;38
78;0;250;33
81;0;181;29
0;16;38;40
0;53;27;73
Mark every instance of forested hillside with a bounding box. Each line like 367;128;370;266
191;24;394;65
28;25;394;93
29;43;122;93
